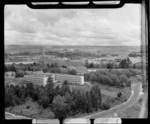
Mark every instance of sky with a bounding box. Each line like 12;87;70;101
5;4;141;46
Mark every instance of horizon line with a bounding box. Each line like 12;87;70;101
5;44;141;47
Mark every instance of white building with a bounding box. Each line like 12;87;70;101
23;75;48;86
45;73;84;85
5;71;16;79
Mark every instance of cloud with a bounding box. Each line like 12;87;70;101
4;4;141;46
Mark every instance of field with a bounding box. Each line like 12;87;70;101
118;103;141;118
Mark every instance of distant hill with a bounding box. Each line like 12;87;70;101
5;45;141;57
5;45;46;54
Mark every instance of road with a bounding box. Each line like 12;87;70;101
5;61;34;65
5;112;31;119
81;82;142;119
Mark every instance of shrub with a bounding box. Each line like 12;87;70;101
102;103;110;110
103;75;113;86
117;92;122;98
26;105;30;109
139;98;143;103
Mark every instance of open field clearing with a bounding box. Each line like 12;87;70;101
117;102;141;118
5;99;55;119
117;93;147;118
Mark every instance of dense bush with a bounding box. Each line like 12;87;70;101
84;70;134;88
101;103;110;110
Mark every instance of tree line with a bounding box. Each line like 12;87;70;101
5;62;77;78
84;69;139;88
85;57;141;69
5;77;111;118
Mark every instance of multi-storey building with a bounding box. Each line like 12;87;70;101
23;71;85;86
25;71;44;75
5;71;16;79
23;75;48;86
45;73;84;85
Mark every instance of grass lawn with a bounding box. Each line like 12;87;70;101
117;94;147;118
71;109;104;118
117;103;141;118
5;99;55;119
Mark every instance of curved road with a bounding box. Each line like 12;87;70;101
81;83;142;119
5;112;31;119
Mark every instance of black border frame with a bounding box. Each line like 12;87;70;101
1;0;149;124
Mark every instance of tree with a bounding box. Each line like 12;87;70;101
85;92;92;113
5;65;8;72
45;76;55;104
38;88;49;109
54;85;61;96
80;93;89;113
103;75;113;86
117;92;122;98
25;82;35;98
32;86;40;101
97;73;105;84
51;62;59;68
43;68;49;73
126;57;131;68
68;69;77;75
90;85;101;111
5;86;12;107
102;103;110;110
74;90;84;113
51;68;60;73
10;64;17;72
89;63;94;68
69;89;78;115
119;58;130;68
109;74;119;86
5;85;20;107
61;81;71;96
15;70;24;78
85;61;89;68
51;95;69;118
119;74;128;87
64;92;73;104
62;65;67;68
107;62;113;72
84;73;90;81
133;64;136;68
63;80;69;85
64;92;74;115
13;85;25;102
89;73;97;81
19;85;26;102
